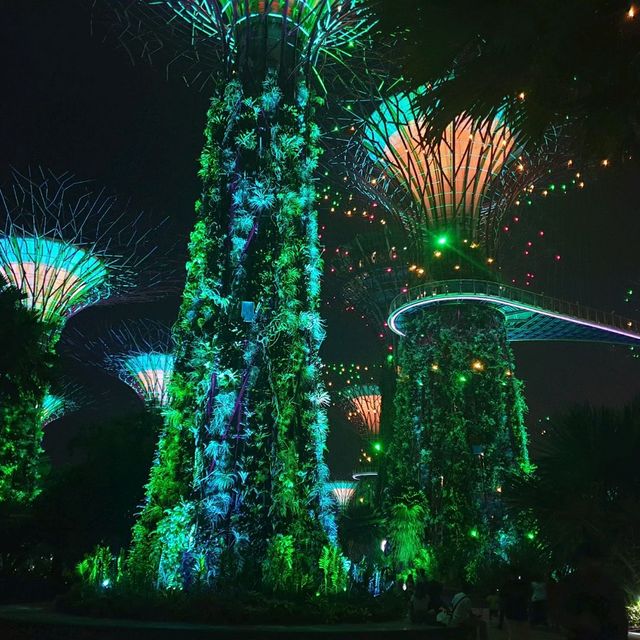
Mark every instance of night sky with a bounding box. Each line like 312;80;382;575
2;1;640;480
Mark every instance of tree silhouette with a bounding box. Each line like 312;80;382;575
507;400;640;587
378;0;640;158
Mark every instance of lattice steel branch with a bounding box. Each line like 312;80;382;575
345;82;567;256
94;0;373;90
40;380;85;427
328;480;356;509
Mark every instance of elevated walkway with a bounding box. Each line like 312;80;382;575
388;280;640;345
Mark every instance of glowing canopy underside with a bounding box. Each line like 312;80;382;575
342;384;382;437
328;480;356;508
0;236;109;324
40;394;66;427
388;279;640;345
120;352;175;407
361;89;517;242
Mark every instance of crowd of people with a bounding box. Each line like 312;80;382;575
396;558;629;640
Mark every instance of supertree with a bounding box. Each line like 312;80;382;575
95;0;375;589
0;168;165;503
346;83;640;579
71;320;175;409
340;384;382;479
328;480;356;512
346;82;549;577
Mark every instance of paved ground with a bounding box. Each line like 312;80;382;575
486;623;562;639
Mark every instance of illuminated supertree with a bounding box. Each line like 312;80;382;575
0;168;165;503
340;383;383;483
329;480;357;511
71;320;175;409
96;0;375;589
341;384;381;439
346;83;640;578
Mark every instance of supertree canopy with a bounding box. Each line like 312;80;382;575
341;384;381;439
350;84;563;274
329;480;356;511
0;168;165;340
0;237;108;326
362;89;515;246
100;0;376;591
74;320;175;408
120;353;174;407
0;168;165;504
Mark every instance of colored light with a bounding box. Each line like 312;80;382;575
0;237;109;324
329;481;356;509
469;528;479;538
121;353;175;407
373;441;383;452
436;235;448;247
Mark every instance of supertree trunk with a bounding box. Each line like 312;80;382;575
384;305;530;581
129;73;334;590
0;398;44;503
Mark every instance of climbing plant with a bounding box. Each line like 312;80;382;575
384;304;530;581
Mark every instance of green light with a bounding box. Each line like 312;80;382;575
458;374;468;384
373;441;382;452
386;354;394;363
469;528;479;539
526;531;536;541
436;235;448;247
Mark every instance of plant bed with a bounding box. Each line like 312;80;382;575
56;585;408;626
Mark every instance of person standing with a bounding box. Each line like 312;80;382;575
501;572;530;640
530;577;548;626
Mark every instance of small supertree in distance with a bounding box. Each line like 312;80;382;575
74;320;175;409
0;167;166;503
94;0;376;590
329;480;357;512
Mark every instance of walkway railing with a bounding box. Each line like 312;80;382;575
388;279;640;335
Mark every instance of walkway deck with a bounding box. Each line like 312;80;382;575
388;279;640;345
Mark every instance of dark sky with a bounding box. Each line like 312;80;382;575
2;1;640;479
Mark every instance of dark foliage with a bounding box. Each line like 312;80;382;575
378;0;640;158
506;398;640;589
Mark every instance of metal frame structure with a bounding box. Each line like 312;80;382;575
340;383;382;439
348;84;566;256
101;0;372;89
0;168;168;332
40;381;84;427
